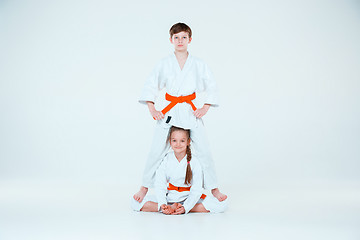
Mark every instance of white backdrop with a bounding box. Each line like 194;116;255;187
0;1;360;239
1;0;359;185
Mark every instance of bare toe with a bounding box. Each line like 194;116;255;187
220;195;227;202
133;187;148;203
134;195;141;202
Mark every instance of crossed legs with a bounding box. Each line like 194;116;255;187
140;201;209;214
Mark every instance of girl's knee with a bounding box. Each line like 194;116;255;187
131;198;143;211
203;197;228;213
131;195;158;212
217;199;228;213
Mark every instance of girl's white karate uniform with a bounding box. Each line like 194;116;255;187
131;151;228;214
139;53;219;190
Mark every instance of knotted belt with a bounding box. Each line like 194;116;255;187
167;182;206;200
161;92;197;115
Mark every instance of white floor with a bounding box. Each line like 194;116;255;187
1;180;359;240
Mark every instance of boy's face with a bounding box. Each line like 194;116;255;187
170;31;192;52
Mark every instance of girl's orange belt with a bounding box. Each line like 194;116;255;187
167;182;206;200
161;92;197;115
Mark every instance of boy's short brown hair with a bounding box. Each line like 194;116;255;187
169;23;192;38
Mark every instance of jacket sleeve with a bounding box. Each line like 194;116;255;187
182;160;203;214
154;156;168;211
139;61;165;105
202;63;219;107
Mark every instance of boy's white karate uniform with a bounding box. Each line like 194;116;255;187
139;53;219;189
131;151;227;214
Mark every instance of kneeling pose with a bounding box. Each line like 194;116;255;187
131;126;227;214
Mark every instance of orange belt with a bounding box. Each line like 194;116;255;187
161;93;197;115
167;182;206;200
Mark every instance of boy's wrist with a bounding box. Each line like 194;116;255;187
202;104;211;110
146;101;155;107
147;102;156;111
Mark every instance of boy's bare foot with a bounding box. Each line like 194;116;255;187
211;188;227;202
133;186;148;202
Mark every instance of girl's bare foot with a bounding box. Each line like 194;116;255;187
140;201;158;212
133;186;148;202
189;203;210;213
170;202;180;211
161;205;172;214
211;188;227;202
172;203;185;215
162;203;177;214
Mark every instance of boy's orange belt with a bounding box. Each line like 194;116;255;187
161;92;197;115
167;182;206;200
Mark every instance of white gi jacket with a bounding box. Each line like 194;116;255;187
155;151;203;214
139;52;219;129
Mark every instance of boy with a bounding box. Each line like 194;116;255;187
134;22;227;203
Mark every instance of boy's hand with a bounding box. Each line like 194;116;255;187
193;104;210;119
147;101;164;120
150;109;165;120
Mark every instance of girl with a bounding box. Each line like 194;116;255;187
131;127;227;214
133;22;227;203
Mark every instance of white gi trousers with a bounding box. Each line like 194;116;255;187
131;195;228;214
142;120;218;190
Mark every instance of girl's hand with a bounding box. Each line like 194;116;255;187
193;104;210;119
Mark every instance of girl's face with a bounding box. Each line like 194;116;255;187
170;130;190;155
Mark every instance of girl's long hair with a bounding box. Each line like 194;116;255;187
185;144;193;185
168;126;192;185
